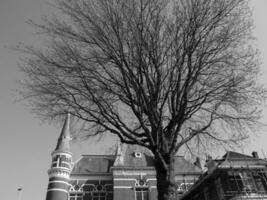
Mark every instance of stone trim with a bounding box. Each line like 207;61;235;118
47;188;69;193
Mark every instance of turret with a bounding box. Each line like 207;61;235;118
46;114;73;200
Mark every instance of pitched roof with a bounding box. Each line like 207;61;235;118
222;151;253;160
71;155;115;174
113;144;202;173
218;151;267;168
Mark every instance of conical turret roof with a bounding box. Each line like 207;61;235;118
54;113;71;153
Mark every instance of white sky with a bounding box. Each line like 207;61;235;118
0;1;267;200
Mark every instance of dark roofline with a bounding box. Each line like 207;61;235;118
111;166;202;175
111;166;155;171
223;151;257;160
81;154;116;157
224;158;265;161
71;172;113;176
79;153;193;159
175;172;202;175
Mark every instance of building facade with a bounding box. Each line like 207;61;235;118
181;151;267;200
45;114;267;200
45;114;202;200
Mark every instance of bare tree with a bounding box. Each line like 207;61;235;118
19;0;265;199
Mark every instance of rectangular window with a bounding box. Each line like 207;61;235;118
253;171;267;193
135;188;149;200
69;193;83;200
51;162;57;167
225;169;267;196
227;171;243;193
240;171;256;192
92;192;106;200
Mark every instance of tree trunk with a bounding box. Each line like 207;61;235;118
155;154;178;200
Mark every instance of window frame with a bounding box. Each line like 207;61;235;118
135;187;149;200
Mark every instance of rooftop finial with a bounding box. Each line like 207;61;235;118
114;142;124;166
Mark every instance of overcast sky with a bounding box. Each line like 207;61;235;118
1;1;267;200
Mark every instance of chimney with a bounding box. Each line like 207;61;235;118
252;151;259;159
194;157;202;169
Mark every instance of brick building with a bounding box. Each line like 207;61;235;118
45;114;267;200
45;114;202;200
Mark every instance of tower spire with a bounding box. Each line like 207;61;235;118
46;113;73;200
54;113;71;153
